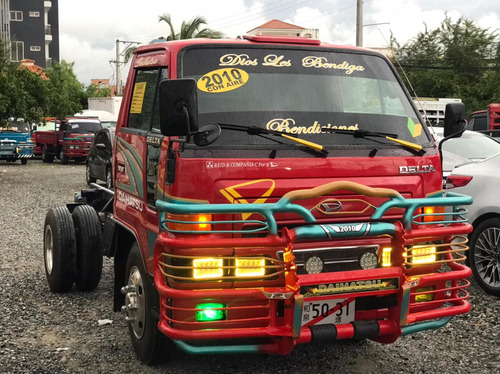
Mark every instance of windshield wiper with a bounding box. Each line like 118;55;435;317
194;122;329;156
322;128;423;152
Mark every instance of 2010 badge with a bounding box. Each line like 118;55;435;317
197;68;249;93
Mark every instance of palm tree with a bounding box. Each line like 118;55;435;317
124;14;223;63
158;13;224;40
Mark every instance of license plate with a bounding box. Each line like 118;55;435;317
301;298;355;327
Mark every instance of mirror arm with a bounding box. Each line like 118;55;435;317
165;138;185;185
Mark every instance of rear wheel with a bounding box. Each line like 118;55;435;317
72;205;103;291
86;163;97;185
44;206;76;292
123;243;164;363
469;217;500;296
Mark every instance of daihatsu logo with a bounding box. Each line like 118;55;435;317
399;165;436;174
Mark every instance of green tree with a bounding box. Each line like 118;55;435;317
124;14;223;62
391;15;499;114
45;60;85;118
85;83;112;98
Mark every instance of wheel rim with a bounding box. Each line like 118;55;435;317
44;225;54;275
474;227;500;288
125;266;146;339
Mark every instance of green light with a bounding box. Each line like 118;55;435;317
196;303;226;322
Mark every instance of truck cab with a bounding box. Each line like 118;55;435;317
43;35;472;363
0;120;34;164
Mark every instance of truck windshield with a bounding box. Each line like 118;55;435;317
67;122;102;133
180;45;430;150
0;122;30;133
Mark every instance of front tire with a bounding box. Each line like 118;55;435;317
60;150;69;164
86;163;97;185
72;205;103;291
106;167;113;189
44;206;76;292
21;158;28;165
469;217;500;296
123;243;163;363
42;146;54;163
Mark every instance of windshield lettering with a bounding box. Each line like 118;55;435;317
302;56;364;74
219;54;258;66
267;118;359;134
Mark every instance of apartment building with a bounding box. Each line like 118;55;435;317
0;0;59;68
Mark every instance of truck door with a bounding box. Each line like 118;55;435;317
114;65;168;268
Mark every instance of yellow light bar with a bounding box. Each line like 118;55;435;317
409;246;436;265
382;247;392;267
415;287;435;302
235;258;265;277
166;213;212;232
193;258;223;279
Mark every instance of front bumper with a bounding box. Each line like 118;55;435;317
151;181;473;355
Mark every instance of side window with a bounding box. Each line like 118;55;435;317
474;116;487;131
152;69;169;132
128;69;161;131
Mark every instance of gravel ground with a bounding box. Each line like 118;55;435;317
1;159;499;374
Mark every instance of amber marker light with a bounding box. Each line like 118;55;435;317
421;206;445;223
166;213;212;232
382;247;392;267
235;258;266;277
409;246;436;265
193;258;223;279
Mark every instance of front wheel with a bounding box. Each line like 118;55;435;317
86;163;96;185
469;217;500;296
106;167;113;189
123;243;164;363
60;150;69;164
44;206;76;292
21;158;28;165
42;146;54;163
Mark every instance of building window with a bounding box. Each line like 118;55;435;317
10;11;23;21
30;46;41;52
29;11;40;17
11;41;24;61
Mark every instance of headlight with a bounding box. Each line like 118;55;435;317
407;245;436;265
193;258;223;279
359;252;378;270
235;258;265;277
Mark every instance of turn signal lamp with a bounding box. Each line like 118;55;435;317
193;258;223;279
235;258;266;277
196;303;226;322
415;287;435;302
382;247;392;267
166;213;212;232
408;246;436;265
421;206;445;223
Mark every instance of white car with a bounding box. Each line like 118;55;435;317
442;130;500;296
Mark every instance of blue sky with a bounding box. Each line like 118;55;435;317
59;0;500;85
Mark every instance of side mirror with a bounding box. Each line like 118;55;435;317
158;79;198;138
443;103;466;138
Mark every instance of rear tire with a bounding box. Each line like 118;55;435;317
124;243;164;363
44;206;76;293
469;217;500;296
72;205;103;291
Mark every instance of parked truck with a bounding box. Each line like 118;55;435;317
43;35;473;363
33;117;102;164
0;120;34;164
466;103;500;137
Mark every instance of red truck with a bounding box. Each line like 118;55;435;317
33;117;102;163
466;103;500;136
43;35;473;363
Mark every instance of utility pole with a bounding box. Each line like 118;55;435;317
110;39;140;96
356;0;363;47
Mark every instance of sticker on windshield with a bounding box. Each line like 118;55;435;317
130;82;147;114
197;68;249;93
407;118;422;138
